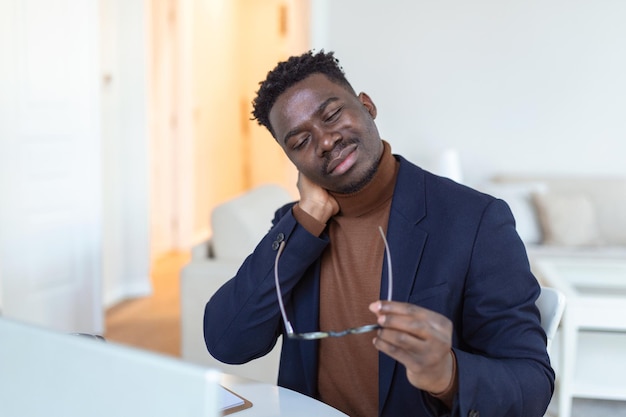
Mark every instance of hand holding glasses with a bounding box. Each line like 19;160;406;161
274;226;393;340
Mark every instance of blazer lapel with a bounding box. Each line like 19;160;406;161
379;157;428;414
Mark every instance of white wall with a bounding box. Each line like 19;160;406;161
0;0;104;332
101;0;151;307
311;0;626;185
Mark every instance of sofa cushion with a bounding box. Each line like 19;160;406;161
532;192;601;247
210;185;293;261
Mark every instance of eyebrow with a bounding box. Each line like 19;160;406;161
282;97;340;145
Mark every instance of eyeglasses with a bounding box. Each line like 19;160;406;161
274;226;393;340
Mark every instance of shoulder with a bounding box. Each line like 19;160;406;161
394;154;496;212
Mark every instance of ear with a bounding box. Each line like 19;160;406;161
358;92;377;119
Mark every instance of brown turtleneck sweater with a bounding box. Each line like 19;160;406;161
294;141;398;417
292;141;457;416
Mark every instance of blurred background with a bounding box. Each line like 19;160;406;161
2;3;626;415
1;0;625;341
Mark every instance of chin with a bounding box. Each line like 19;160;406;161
334;172;376;194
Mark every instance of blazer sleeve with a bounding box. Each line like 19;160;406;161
203;206;327;364
451;198;555;417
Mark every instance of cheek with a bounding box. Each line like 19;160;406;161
285;151;315;174
296;159;328;183
343;113;374;137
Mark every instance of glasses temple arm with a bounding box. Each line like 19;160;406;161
274;241;295;334
379;226;393;301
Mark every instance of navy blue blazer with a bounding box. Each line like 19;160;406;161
205;155;554;417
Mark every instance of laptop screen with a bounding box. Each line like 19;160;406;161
0;317;220;417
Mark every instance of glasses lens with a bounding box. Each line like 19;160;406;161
287;324;381;340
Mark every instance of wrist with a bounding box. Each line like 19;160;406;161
292;204;326;237
298;200;334;224
429;350;458;403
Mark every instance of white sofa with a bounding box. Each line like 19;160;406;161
180;184;293;383
480;176;626;268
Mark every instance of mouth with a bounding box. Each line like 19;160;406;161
326;143;358;175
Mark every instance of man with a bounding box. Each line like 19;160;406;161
204;50;554;417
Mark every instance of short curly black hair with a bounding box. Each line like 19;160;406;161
251;50;356;137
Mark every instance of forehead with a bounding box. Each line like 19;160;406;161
269;74;352;135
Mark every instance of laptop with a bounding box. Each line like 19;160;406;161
0;317;221;417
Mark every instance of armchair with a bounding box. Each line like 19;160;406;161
180;184;293;383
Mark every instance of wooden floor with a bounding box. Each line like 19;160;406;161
104;251;190;357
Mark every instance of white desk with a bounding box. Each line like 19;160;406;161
221;374;348;416
534;258;626;417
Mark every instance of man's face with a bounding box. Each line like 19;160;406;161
268;74;384;194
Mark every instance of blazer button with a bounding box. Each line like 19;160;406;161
272;233;285;251
468;411;479;417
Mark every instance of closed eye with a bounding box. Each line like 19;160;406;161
292;135;310;150
325;107;342;122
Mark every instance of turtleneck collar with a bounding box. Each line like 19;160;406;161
329;140;398;218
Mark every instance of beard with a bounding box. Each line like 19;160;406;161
326;137;380;194
335;160;379;194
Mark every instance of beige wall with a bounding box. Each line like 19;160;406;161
190;0;309;244
192;0;244;243
240;0;310;196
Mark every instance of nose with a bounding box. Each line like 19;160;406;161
316;129;342;157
